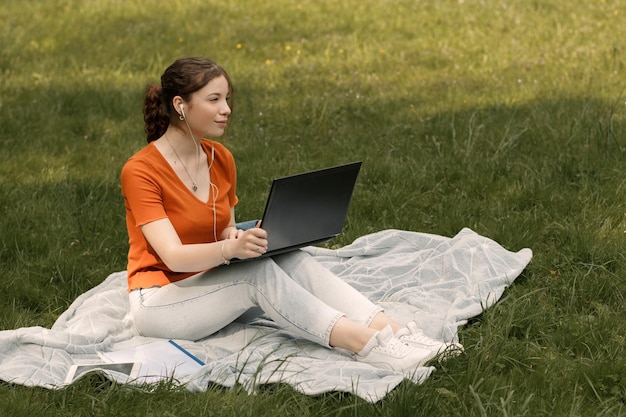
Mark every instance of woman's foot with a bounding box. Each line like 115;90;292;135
355;326;436;372
396;322;464;360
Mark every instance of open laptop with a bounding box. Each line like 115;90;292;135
231;161;362;262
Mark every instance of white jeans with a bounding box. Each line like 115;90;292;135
128;250;382;347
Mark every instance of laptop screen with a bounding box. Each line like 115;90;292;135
260;161;362;254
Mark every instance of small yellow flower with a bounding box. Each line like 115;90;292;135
265;59;272;65
236;43;243;49
178;37;184;43
285;44;292;51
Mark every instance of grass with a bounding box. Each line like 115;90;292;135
1;0;625;415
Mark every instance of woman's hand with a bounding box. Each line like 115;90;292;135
222;225;240;240
222;226;268;261
141;215;268;271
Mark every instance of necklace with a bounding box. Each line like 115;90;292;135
165;134;199;192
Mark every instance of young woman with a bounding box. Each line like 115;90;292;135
121;57;450;374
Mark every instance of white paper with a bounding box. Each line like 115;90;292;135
97;340;204;383
65;362;140;384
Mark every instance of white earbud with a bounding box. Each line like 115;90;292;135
178;104;186;120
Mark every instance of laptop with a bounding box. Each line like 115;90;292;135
231;161;362;262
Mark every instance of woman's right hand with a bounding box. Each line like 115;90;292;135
223;227;268;261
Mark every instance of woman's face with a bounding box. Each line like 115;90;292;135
182;75;231;138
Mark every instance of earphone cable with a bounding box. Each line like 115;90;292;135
181;115;219;243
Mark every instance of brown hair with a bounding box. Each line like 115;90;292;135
143;57;233;142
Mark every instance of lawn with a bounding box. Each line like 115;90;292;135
0;0;625;415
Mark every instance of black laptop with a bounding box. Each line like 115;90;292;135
231;161;362;261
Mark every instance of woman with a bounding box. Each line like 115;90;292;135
121;57;450;374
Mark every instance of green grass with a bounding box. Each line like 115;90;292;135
1;0;625;415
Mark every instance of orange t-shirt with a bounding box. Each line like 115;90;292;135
121;140;238;290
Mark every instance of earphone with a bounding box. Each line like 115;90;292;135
177;101;219;242
208;143;218;242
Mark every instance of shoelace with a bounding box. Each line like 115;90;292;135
400;322;464;358
400;322;441;347
375;329;413;357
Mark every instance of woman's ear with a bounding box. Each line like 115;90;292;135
172;96;184;116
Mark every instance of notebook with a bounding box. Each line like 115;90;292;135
231;161;362;262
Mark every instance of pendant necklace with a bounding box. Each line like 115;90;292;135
165;134;200;192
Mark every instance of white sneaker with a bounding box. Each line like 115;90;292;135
396;322;464;360
356;326;436;372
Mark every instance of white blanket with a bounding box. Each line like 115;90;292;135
0;228;532;402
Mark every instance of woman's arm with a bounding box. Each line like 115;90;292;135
141;213;268;272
